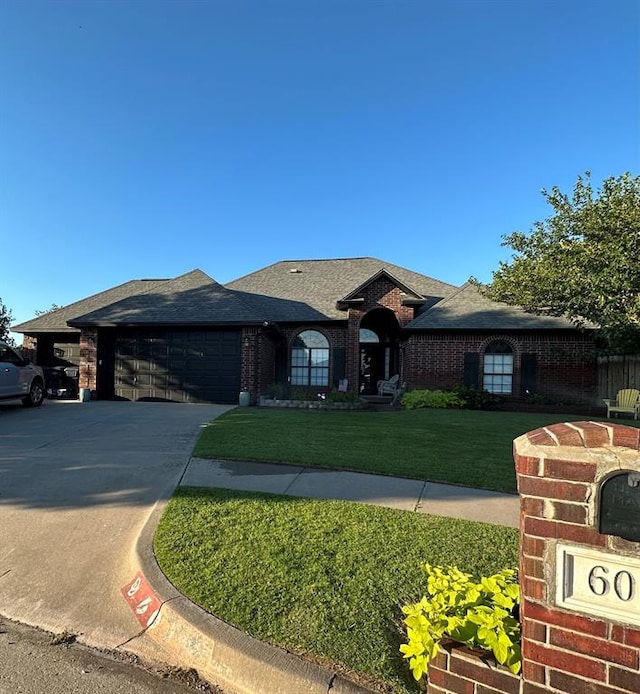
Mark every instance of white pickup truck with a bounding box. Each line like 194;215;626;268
0;340;45;407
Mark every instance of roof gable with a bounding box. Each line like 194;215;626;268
12;278;170;333
226;257;456;320
337;268;426;308
68;270;264;327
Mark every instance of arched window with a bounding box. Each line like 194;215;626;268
359;328;379;343
291;330;330;386
483;341;513;394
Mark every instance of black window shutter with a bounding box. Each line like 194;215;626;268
333;347;346;387
463;353;480;387
520;353;537;395
275;348;287;384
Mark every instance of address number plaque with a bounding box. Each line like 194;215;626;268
556;543;640;627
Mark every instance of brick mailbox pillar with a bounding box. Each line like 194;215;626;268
514;421;640;693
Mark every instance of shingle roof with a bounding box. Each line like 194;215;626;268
225;257;456;320
406;282;580;330
12;278;169;333
67;270;264;326
13;261;583;335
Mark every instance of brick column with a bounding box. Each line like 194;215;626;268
240;327;259;404
514;421;640;693
346;308;362;394
79;328;98;394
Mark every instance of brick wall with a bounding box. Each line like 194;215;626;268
514;421;640;693
357;278;415;327
21;335;38;363
249;281;597;404
240;327;260;403
427;641;521;694
249;324;348;399
256;331;277;398
347;310;362;392
79;327;98;392
427;421;640;694
345;277;410;389
404;331;597;404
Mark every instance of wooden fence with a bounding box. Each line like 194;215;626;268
597;354;640;400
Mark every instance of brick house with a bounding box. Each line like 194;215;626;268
12;257;597;405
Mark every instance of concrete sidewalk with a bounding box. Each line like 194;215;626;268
181;458;519;527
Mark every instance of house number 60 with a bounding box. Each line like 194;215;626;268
588;565;635;602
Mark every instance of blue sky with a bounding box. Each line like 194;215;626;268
1;0;638;334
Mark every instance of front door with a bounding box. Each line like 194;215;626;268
358;308;401;395
360;344;387;394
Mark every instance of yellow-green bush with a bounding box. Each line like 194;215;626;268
400;564;521;681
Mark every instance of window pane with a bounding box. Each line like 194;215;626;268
359;329;379;343
485;340;513;354
310;367;329;386
291;348;309;367
499;378;513;393
291;367;308;385
484;354;513;375
310;349;329;366
293;330;329;350
483;375;513;394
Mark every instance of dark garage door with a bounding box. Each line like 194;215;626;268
114;329;241;403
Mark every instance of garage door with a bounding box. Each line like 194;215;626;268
114;329;241;403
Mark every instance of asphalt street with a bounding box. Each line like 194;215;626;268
0;616;220;694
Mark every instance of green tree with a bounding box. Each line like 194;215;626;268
0;297;15;344
35;303;63;316
480;172;640;353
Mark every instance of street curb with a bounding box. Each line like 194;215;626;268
132;500;377;694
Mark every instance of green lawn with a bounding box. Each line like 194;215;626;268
193;407;622;493
157;407;637;691
155;487;519;694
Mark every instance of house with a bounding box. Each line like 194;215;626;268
12;257;597;405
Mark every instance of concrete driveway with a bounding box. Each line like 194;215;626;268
0;399;231;655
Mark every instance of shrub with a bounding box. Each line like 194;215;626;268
265;384;320;400
401;389;465;410
289;386;322;401
523;391;566;406
265;384;361;403
324;390;362;403
451;385;502;410
400;564;521;682
266;382;291;400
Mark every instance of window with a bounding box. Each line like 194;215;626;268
0;344;23;365
359;329;379;343
290;330;330;386
483;341;513;394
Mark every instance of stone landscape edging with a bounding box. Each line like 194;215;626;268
259;398;367;409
